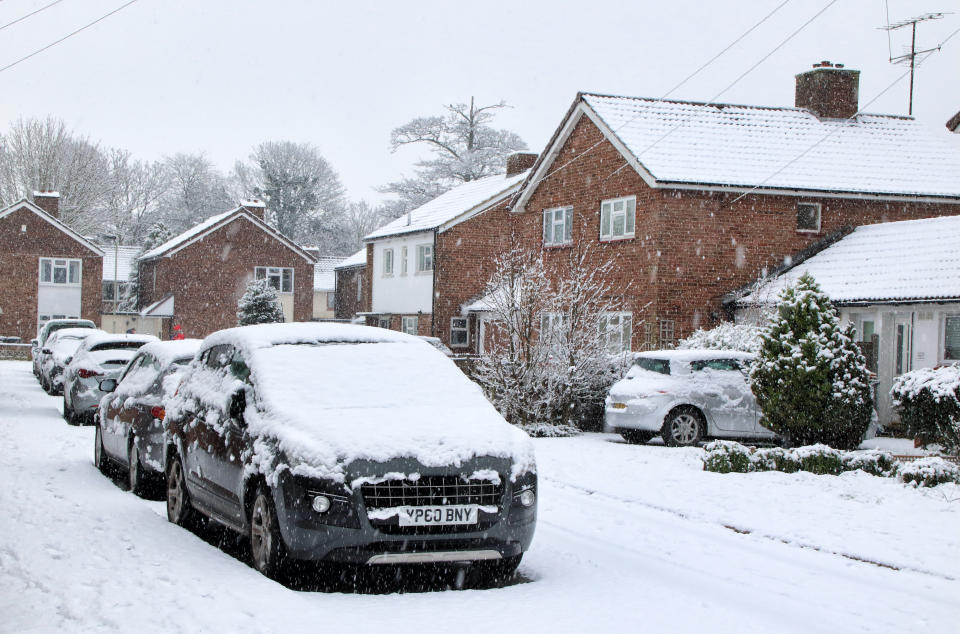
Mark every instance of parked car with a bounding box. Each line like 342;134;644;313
39;328;104;394
164;323;537;583
95;339;201;496
32;318;97;377
605;350;774;447
62;333;159;425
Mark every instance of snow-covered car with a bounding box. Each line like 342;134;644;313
39;328;104;394
164;323;537;583
62;333;159;425
95;339;201;496
605;350;775;447
32;318;97;378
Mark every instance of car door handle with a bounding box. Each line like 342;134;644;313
705;392;720;397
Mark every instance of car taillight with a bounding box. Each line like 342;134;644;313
151;406;165;420
77;368;102;379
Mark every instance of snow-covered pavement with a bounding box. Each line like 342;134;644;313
1;360;957;633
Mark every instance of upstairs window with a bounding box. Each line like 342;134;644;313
450;317;469;347
255;266;293;293
40;258;81;285
383;248;394;276
543;206;573;246
797;202;821;232
600;197;636;241
945;315;960;361
400;246;408;275
416;244;433;273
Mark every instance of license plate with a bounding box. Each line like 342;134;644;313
398;505;479;526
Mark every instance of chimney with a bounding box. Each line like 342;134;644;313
240;198;266;221
795;61;860;119
32;191;60;218
506;152;538;176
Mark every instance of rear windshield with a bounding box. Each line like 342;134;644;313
90;341;148;352
634;357;670;375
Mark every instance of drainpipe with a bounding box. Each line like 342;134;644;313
431;229;438;337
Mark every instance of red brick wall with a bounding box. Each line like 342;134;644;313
139;214;312;339
334;266;366;319
0;205;102;341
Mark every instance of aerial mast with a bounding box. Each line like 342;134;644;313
880;12;948;116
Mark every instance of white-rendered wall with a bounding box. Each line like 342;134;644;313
370;233;433;314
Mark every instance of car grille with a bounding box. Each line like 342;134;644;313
361;475;504;535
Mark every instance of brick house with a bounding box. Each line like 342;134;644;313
333;248;368;320
496;61;960;353
360;156;534;345
0;194;103;341
311;255;341;320
136;201;316;339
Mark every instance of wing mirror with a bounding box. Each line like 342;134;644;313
228;390;247;424
31;339;38;347
42;348;52;355
99;378;118;393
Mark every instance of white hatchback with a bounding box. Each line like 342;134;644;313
604;350;776;447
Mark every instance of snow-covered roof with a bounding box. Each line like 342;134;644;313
140;295;174;317
313;256;341;291
99;245;141;282
334;248;367;270
137;339;202;367
522;93;960;202
364;171;528;241
140;207;314;263
737;214;960;305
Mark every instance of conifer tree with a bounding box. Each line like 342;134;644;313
749;273;873;448
237;279;285;326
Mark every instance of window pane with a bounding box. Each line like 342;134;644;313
622;315;632;351
613;200;624;212
543;210;552;243
256;268;265;280
626;199;635;234
41;260;51;282
68;261;80;284
281;268;292;292
946;316;960;360
612;213;625;236
600;205;610;237
564;208;572;242
327;293;335;310
53;265;67;284
798;203;819;230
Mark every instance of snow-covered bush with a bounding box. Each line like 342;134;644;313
792;444;843;475
749;273;873;449
750;446;800;473
841;450;896;477
237;279;285;326
897;457;960;488
518;422;580;438
702;440;752;473
890;364;960;456
677;322;762;353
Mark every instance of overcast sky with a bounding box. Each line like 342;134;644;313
1;0;957;204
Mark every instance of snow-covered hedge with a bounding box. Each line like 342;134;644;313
702;441;955;486
518;422;581;438
676;322;762;353
890;364;960;455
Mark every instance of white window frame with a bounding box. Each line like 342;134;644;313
659;319;676;347
326;292;335;310
416;244;433;273
540;312;569;346
944;313;960;361
378;316;391;329
599;312;633;353
797;202;821;233
255;266;294;293
382;248;394;276
402;316;418;335
450;317;469;348
400;246;408;276
543;206;573;246
39;258;82;287
599;196;636;241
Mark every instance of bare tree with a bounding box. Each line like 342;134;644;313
380;98;527;214
99;149;169;244
159;153;233;232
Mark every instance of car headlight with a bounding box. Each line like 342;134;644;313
512;471;537;509
519;489;536;507
311;495;331;513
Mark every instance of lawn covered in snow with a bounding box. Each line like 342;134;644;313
0;360;957;633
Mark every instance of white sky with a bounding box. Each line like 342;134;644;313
1;0;957;204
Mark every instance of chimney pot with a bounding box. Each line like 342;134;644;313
506;152;538;176
795;62;860;119
32;191;60;218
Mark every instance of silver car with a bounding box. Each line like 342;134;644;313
62;333;158;425
32;318;97;378
39;328;104;394
604;350;775;447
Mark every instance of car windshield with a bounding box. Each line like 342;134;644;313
690;359;742;372
90;341;148;352
633;357;670;375
53;337;85;356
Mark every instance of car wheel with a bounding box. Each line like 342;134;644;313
620;430;654;444
94;424;110;475
128;440;148;497
469;554;522;588
166;455;200;528
249;487;286;579
662;407;704;447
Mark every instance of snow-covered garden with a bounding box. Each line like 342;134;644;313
1;359;957;633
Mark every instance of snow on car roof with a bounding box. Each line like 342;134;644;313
137;339;202;367
79;332;160;351
636;349;755;361
200;322;418;356
46;327;102;342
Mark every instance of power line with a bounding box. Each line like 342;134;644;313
0;0;66;33
724;23;960;209
0;0;139;76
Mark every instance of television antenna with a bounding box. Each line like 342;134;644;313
880;10;950;115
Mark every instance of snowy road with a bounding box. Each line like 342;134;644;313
1;360;957;633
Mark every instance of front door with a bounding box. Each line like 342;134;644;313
895;316;912;376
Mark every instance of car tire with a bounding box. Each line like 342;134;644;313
662;407;705;447
94;424;110;475
469;554;522;588
620;430;654;445
128;440;149;497
166;454;200;529
249;487;286;580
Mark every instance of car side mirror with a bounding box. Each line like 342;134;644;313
228;390;246;425
42;348;52;355
31;339;38;347
99;378;118;393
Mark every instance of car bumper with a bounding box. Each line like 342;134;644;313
272;471;537;565
604;396;672;433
